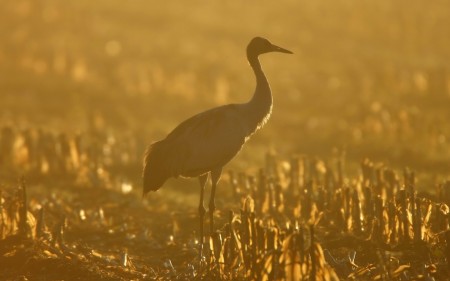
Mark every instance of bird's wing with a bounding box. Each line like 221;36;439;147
163;104;248;177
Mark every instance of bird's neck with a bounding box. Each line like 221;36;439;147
245;54;273;131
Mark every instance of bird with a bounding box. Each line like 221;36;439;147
143;37;292;257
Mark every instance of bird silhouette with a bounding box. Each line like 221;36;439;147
143;37;292;257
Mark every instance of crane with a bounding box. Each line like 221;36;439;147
143;37;292;257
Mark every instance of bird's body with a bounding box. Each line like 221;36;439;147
144;104;247;187
143;101;270;191
143;37;292;258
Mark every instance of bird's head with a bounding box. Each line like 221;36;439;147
247;37;293;58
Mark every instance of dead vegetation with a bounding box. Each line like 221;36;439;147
1;132;449;280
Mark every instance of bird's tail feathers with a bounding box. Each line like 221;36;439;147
143;141;171;195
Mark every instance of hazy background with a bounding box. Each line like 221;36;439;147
1;0;449;179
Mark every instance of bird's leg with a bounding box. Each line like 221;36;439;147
198;173;208;259
209;168;222;235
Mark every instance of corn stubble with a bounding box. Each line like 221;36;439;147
1;149;450;280
191;154;447;280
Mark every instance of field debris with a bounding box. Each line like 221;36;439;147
1;141;449;280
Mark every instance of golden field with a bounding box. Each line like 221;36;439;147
0;0;449;279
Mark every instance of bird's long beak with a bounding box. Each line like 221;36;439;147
271;44;293;54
